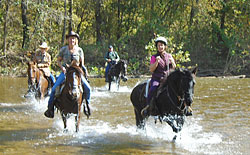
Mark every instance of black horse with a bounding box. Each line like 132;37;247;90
108;60;128;91
130;67;197;135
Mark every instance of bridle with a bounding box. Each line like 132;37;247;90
157;74;195;114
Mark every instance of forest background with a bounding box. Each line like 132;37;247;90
0;0;249;77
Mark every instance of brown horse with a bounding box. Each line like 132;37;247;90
26;61;49;100
53;65;90;132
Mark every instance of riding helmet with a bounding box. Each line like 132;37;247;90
155;36;167;45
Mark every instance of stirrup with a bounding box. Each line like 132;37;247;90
141;105;149;117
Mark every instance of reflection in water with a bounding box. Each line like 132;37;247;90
0;77;249;154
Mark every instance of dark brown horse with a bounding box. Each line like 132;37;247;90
26;61;49;100
53;65;90;132
130;67;197;136
108;60;128;91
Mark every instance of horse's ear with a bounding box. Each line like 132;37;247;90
192;67;198;76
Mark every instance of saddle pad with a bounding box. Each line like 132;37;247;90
144;79;151;98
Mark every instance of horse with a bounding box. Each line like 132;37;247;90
53;65;90;132
130;67;197;137
108;60;128;91
25;61;49;100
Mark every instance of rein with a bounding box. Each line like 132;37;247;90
157;77;186;114
166;85;185;113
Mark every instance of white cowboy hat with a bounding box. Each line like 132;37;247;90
39;42;50;50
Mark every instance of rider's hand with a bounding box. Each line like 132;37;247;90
169;57;174;63
156;56;161;62
62;67;67;74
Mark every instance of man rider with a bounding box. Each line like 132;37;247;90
24;42;55;97
104;45;120;82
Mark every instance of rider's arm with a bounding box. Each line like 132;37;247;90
104;52;108;61
169;55;176;69
57;56;66;73
149;55;160;73
115;51;120;62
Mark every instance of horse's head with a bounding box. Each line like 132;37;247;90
164;67;197;107
179;67;197;106
119;60;128;82
27;61;38;86
66;66;83;100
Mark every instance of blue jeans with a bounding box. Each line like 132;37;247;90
81;74;91;104
48;72;65;107
47;71;91;107
50;73;56;84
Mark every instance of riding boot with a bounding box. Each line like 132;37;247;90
44;104;54;118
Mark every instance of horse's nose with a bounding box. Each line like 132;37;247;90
185;94;193;106
72;89;79;98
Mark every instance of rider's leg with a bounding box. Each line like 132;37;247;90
44;72;65;118
82;65;89;83
105;63;111;82
81;75;91;105
142;80;159;116
50;73;56;86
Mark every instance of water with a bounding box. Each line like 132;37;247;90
0;77;249;154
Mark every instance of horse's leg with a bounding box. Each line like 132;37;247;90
75;101;82;132
164;115;184;133
134;108;146;130
108;77;112;91
117;76;120;91
61;112;67;132
176;115;185;132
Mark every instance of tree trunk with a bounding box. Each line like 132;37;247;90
95;0;102;43
117;0;121;40
2;0;9;57
61;0;67;46
21;0;29;49
68;0;72;33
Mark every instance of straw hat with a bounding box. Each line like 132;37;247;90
39;42;50;50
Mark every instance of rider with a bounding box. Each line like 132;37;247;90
141;36;176;116
104;45;120;82
25;42;55;97
44;31;91;118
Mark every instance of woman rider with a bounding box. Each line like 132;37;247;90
142;36;176;116
44;31;91;118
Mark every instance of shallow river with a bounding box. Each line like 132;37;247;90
0;76;249;154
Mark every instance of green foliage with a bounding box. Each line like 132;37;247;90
0;0;249;76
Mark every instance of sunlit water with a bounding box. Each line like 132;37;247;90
0;77;249;154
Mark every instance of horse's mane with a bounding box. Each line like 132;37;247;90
158;68;192;91
67;65;84;78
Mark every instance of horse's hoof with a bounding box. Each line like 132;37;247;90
44;110;54;118
63;129;68;133
172;135;177;142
